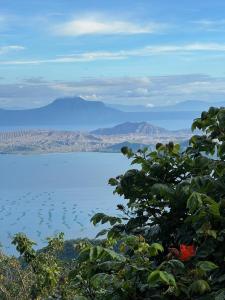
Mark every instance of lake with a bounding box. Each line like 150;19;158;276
0;152;130;254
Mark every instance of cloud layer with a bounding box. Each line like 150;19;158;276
193;19;225;31
0;45;25;55
1;74;225;108
1;42;225;65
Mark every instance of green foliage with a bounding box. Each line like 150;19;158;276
2;106;225;298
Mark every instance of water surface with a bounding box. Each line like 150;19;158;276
0;152;129;254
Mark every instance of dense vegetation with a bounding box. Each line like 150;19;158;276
1;107;225;299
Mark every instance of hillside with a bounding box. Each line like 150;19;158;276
91;121;190;136
0;130;107;154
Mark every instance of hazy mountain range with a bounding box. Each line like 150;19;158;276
91;121;190;136
0;97;203;126
108;100;225;112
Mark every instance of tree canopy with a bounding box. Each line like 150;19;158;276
1;107;225;299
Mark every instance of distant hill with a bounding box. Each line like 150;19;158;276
108;100;225;112
0;97;199;127
91;122;190;136
0;97;123;126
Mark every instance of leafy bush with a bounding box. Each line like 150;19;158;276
1;106;225;299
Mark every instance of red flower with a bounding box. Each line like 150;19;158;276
179;244;196;261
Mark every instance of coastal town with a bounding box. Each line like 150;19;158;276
0;123;192;154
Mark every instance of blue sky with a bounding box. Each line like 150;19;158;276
1;0;225;108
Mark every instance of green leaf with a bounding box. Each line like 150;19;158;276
89;246;104;261
104;248;126;262
151;183;173;198
121;146;133;157
95;229;108;238
91;213;121;226
159;271;176;287
149;243;164;257
186;192;203;213
173;143;180;154
108;178;118;186
196;261;218;272
90;273;112;289
163;259;185;271
91;213;105;226
206;229;217;239
148;270;176;287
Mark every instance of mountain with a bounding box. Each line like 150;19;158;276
108;100;225;112
0;97;123;126
0;97;199;127
157;100;225;111
91;121;189;136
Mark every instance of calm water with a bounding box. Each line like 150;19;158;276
0;152;130;254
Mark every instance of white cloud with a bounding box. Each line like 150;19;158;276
193;19;225;31
143;43;225;53
1;42;225;65
0;45;25;55
53;16;161;36
146;103;155;108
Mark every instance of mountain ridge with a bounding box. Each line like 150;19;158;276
107;100;225;112
91;121;190;136
0;96;200;127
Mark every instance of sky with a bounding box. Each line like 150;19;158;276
1;0;225;108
